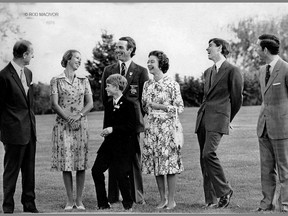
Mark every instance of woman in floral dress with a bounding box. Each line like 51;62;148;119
142;50;184;210
50;50;93;211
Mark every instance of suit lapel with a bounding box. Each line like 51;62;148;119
206;61;228;95
264;59;281;94
9;64;28;101
112;63;120;75
204;67;213;97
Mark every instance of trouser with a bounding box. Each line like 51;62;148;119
197;117;231;204
2;138;36;213
259;125;288;211
92;151;133;209
108;133;144;203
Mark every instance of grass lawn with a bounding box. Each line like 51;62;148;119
0;106;269;214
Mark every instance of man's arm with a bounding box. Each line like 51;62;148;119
229;67;243;122
138;67;149;116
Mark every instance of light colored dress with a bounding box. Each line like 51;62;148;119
50;72;92;171
141;75;184;176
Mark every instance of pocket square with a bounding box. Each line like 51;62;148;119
272;82;280;86
30;81;33;85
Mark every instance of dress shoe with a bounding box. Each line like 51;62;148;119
23;207;39;213
98;203;111;210
165;201;176;210
202;203;217;209
64;204;74;211
75;203;86;211
136;200;146;205
217;190;233;208
156;199;168;209
124;207;133;212
253;207;272;212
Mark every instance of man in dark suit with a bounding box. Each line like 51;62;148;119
255;34;288;213
101;36;149;204
195;38;243;209
92;74;136;211
0;40;38;213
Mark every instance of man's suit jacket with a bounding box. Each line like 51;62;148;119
0;62;36;145
195;60;243;135
257;58;288;139
101;61;149;133
98;96;137;160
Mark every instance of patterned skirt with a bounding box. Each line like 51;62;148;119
141;113;184;176
51;117;89;171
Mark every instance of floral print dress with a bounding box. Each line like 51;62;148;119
50;72;92;171
142;76;184;176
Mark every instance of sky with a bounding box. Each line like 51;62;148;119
1;2;288;84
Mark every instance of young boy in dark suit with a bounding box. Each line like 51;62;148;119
92;74;136;211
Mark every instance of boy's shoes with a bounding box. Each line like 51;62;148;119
98;203;111;210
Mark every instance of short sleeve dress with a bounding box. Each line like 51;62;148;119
50;72;92;171
141;76;184;176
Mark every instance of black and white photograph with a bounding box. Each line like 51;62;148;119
1;2;288;214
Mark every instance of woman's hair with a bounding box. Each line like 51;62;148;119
148;50;169;73
13;40;32;59
61;49;80;68
106;74;127;91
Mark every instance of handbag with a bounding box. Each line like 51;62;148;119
174;108;184;148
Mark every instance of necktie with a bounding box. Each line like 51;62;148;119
265;65;271;86
209;65;217;88
20;69;28;95
121;63;126;76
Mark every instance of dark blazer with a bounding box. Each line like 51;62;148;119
195;60;243;135
0;62;36;144
257;58;288;139
98;96;137;158
101;61;149;133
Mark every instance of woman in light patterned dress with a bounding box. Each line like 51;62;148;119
142;50;184;210
50;50;93;211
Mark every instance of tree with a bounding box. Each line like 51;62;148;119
85;30;117;110
180;75;204;107
0;4;24;64
228;14;288;105
33;82;53;115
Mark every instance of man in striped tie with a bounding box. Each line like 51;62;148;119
255;34;288;213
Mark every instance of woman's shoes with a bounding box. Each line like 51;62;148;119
166;201;176;210
64;204;74;211
64;202;86;211
75;203;86;211
156;199;168;209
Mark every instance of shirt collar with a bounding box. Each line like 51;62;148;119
114;94;123;104
119;59;132;71
267;55;280;74
54;72;86;80
215;56;226;72
11;60;24;77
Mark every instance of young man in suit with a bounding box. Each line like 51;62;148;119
195;38;243;209
255;34;288;213
92;74;136;211
101;36;149;204
0;40;38;213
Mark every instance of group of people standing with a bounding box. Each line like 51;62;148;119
0;33;288;214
